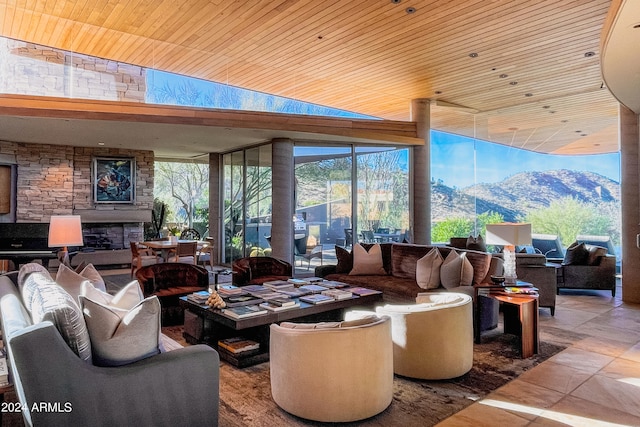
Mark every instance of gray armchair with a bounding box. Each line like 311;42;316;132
558;254;617;297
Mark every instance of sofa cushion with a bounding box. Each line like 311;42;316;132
349;244;386;276
28;282;93;363
585;244;608;266
466;234;486;252
79;294;162;367
563;242;589;265
464;250;493;285
81;280;144;310
415;248;443;290
440;250;473;289
390;243;434;279
335;246;353;274
55;263;106;303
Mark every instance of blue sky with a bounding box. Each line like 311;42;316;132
146;69;621;189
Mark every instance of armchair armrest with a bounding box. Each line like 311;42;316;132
7;322;219;426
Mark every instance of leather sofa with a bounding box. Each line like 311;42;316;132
0;271;219;427
315;242;501;332
136;263;209;324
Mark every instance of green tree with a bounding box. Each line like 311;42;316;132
524;197;615;247
431;217;474;243
154;162;209;229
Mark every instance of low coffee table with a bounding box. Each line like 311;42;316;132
180;287;383;367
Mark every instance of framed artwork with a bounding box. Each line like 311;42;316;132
93;157;135;203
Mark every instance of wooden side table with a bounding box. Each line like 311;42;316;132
473;283;540;358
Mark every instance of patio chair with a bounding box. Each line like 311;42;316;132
197;237;215;269
130;241;161;277
179;228;201;240
300;245;323;270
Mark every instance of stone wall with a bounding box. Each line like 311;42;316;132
0;141;153;228
0;37;145;102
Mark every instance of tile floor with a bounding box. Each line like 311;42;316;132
438;281;640;427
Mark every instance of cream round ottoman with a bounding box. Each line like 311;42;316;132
269;315;393;422
375;292;473;379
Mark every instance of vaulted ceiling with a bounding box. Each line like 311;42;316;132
0;0;624;157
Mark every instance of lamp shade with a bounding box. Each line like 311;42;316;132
485;223;532;247
48;215;84;248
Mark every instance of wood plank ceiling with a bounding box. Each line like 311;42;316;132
0;0;619;154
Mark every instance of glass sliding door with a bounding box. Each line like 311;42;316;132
294;146;353;266
355;147;410;244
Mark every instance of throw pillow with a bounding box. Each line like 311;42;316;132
79;294;162;367
17;262;52;289
563;241;589;265
334;245;353;274
440;250;474;289
585;244;607;266
21;271;57;313
349;244;386;276
81;280;145;310
466;234;487;252
29;283;93;363
415;248;443;289
56;264;106;303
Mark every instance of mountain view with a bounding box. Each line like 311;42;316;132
432;169;620;223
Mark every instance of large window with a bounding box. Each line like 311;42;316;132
222;146;273;263
431;130;622;263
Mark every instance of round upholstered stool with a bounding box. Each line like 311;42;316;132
375;292;473;379
269;315;393;422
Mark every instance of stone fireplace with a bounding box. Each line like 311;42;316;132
82;223;144;250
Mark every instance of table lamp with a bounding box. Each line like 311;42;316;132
48;215;84;266
485;223;532;284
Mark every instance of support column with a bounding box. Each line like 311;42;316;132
411;99;431;244
620;104;640;303
208;153;221;266
270;139;295;265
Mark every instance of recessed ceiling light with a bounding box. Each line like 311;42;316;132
391;0;401;3
499;74;508;78
581;134;587;137
405;7;416;14
575;130;582;133
434;91;442;95
524;93;533;97
317;35;323;40
561;120;568;123
584;51;595;57
509;81;518;85
508;127;518;131
468;52;478;58
98;142;105;146
549;111;556;114
633;23;640;29
542;105;550;109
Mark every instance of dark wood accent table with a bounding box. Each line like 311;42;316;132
179;289;383;367
474;283;539;358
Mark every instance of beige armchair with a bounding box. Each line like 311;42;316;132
375;292;473;380
269;315;393;422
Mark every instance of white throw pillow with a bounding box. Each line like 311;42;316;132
440;250;474;289
349;244;386;276
56;263;107;304
79;294;162;367
81;280;144;310
416;248;443;289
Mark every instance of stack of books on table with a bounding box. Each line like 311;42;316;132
502;287;539;295
298;284;329;294
263;280;294;290
349;287;382;296
321;289;353;300
299;294;334;305
217;284;248;297
318;280;349;289
222;305;268;319
259;297;300;312
222;294;264;307
217;337;260;355
287;278;309;287
187;290;210;304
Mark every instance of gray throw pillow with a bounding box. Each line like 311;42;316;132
29;283;93;363
585;244;607;265
563;242;589;265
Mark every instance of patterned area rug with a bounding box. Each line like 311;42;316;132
108;274;571;426
162;324;567;426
